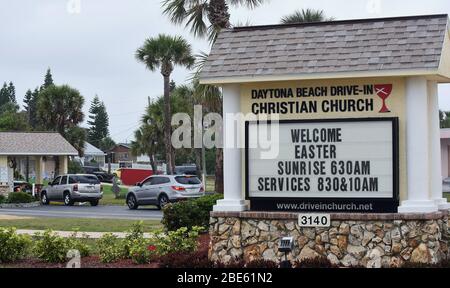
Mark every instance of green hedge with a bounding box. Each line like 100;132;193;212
162;194;223;231
0;194;6;204
7;192;35;204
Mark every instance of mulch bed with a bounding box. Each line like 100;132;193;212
2;234;210;268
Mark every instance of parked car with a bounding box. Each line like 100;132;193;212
174;165;198;176
40;174;103;206
83;166;102;174
126;175;204;210
13;181;32;193
93;171;114;183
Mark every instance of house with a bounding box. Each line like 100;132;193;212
0;132;78;195
107;143;137;165
78;142;106;167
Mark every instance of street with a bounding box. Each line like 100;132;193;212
0;204;163;220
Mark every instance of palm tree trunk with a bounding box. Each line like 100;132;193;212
194;148;202;178
163;75;174;175
149;153;157;174
215;148;224;194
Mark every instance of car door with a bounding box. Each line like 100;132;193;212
58;176;69;199
48;176;61;199
151;177;170;201
148;177;166;202
135;177;154;202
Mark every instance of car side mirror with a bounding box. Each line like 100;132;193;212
136;182;142;187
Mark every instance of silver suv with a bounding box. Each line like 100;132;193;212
40;174;103;206
126;175;204;210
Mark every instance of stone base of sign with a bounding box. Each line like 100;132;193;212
209;211;450;268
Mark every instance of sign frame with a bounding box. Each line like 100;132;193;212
244;117;400;213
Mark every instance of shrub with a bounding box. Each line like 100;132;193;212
129;239;158;264
68;160;84;174
0;194;6;204
162;194;222;231
66;232;91;258
122;222;145;258
34;230;69;263
294;257;337;268
158;249;214;268
155;226;203;255
97;233;123;263
0;227;32;263
7;192;34;204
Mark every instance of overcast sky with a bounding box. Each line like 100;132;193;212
1;0;450;143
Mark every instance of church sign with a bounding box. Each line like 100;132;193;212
245;118;399;213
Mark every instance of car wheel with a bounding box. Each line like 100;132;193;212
157;194;169;210
127;194;138;210
41;192;50;205
64;192;74;206
90;200;99;206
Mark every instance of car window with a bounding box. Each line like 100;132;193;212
69;175;100;184
68;176;77;184
175;176;201;185
142;177;154;186
52;176;61;186
152;177;170;185
61;176;67;185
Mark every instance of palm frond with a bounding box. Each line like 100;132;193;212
280;8;331;24
228;0;266;9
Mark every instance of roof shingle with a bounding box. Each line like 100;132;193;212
200;14;449;82
0;132;78;155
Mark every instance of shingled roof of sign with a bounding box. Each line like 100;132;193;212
200;14;449;82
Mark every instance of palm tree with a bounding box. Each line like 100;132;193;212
136;34;195;175
280;8;334;24
162;0;265;42
162;0;265;193
36;84;86;172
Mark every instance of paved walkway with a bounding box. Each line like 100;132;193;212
15;229;154;239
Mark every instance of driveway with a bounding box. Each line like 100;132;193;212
0;205;163;220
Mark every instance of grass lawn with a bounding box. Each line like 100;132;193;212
0;217;162;232
100;184;128;206
205;176;215;192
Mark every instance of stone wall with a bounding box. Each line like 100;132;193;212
0;185;9;196
209;211;450;268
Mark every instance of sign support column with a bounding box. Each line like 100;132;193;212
398;77;438;213
213;84;248;212
428;81;450;210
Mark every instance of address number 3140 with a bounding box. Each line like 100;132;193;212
298;214;331;228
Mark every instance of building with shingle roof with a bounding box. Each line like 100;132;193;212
200;14;450;215
0;132;77;195
200;14;450;84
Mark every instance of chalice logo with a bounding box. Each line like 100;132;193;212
375;84;393;113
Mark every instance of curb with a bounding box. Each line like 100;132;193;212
0;202;41;209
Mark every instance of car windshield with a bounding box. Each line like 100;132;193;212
175;176;201;185
70;175;100;184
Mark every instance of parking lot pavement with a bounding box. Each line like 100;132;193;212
0;204;163;220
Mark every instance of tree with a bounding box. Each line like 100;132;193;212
280;8;333;24
99;136;116;152
87;95;110;148
162;0;265;41
440;110;450;128
36;85;85;158
136;34;195;175
7;82;16;104
162;0;266;193
0;103;29;131
41;68;54;90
